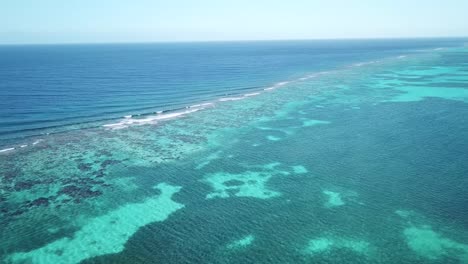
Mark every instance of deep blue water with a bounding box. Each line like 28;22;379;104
0;38;464;144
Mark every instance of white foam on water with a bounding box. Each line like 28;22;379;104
297;73;322;81
155;109;200;120
303;71;332;79
0;147;15;153
32;139;43;145
353;61;377;67
20;145;28;148
190;102;214;108
124;115;132;118
318;71;332;75
103;117;156;130
219;96;245;102
264;80;292;91
103;108;202;130
398;55;407;59
244;92;261;97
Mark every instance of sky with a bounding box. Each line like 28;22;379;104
1;0;467;44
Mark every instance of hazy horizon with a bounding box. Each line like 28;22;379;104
1;0;468;45
1;36;468;46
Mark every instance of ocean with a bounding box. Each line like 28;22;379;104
1;38;468;263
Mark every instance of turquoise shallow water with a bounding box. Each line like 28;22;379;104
1;44;468;263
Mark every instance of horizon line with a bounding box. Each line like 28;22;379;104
1;35;467;46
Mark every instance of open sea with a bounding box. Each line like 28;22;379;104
1;38;468;263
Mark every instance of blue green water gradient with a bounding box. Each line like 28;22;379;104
0;39;463;143
1;40;468;263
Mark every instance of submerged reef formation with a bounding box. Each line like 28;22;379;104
227;235;255;250
304;235;372;257
323;190;345;208
396;210;468;263
8;183;184;264
202;163;290;199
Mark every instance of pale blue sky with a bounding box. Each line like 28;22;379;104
1;0;467;44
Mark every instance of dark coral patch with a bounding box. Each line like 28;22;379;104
94;170;105;177
247;180;257;185
41;178;54;184
101;159;119;167
59;185;81;195
59;185;103;199
2;170;19;181
97;150;112;156
223;179;245;187
176;135;196;143
12;178;55;192
10;209;26;217
81;189;103;198
77;163;92;171
30;197;50;207
14;181;37;191
226;189;238;196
